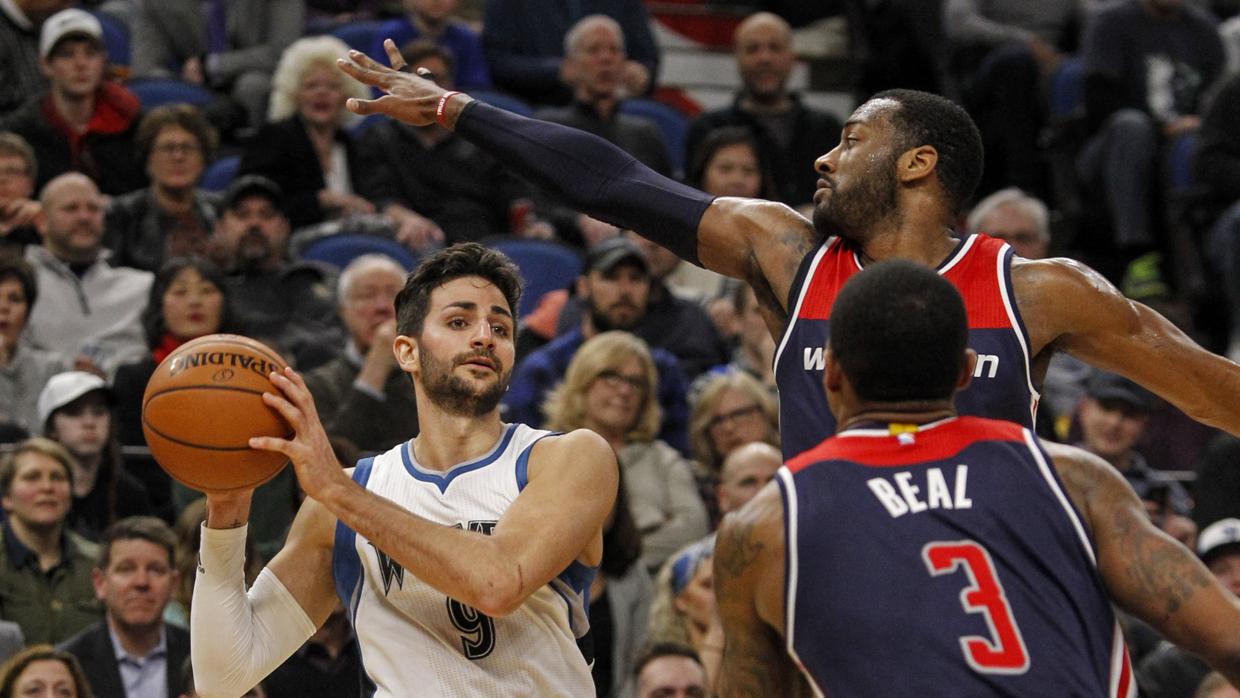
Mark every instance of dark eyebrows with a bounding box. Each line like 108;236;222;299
442;300;514;320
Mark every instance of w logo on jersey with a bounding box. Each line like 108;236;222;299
804;346;826;371
371;545;406;595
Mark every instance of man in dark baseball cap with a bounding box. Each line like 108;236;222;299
1078;370;1195;547
214;175;289;274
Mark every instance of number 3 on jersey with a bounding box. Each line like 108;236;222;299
922;540;1030;675
447;598;496;660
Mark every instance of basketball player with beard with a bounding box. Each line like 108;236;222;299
339;46;1240;461
189;242;617;697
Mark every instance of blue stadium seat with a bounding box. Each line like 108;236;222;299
1048;58;1083;119
487;239;582;318
300;233;417;271
90;10;130;68
331;20;384;52
619;98;689;178
200;155;240;193
470;90;534;117
128;78;214;109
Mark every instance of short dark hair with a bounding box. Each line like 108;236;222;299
98;516;177;570
687;125;774;199
633;642;704;678
870;89;983;214
141;256;233;347
829;259;967;402
0;255;37;309
395;242;523;337
400;39;456;79
135;103;218;164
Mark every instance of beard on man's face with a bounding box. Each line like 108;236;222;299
588;295;643;333
418;346;508;417
811;147;901;246
234;227;272;271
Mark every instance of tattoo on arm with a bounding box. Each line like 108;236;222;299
719;628;790;698
1110;503;1212;620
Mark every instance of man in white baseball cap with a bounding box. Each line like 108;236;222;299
4;7;144;195
36;370;110;432
37;7;102;60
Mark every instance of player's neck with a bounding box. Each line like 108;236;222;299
409;409;506;471
838;402;957;431
858;225;961;269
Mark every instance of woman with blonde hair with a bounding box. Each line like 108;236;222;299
688;369;779;526
544;331;708;572
239;35;375;230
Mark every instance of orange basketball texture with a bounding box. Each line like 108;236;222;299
142;334;292;492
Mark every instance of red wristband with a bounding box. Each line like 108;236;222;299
436;91;461;127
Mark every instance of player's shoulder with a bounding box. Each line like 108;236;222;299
532;428;613;461
525;428;616;479
1010;254;1102;289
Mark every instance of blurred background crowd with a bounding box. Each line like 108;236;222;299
3;0;1240;696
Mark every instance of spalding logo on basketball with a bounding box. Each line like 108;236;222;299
142;334;293;492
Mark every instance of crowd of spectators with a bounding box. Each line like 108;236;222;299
2;0;1240;696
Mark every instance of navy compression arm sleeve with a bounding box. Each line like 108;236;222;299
455;100;714;266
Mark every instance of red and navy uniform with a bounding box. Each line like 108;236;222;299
777;417;1133;697
773;234;1038;460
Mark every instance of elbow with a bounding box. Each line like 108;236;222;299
468;565;526;618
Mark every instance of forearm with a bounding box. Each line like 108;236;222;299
320;480;523;615
453;100;713;265
192;526;317;698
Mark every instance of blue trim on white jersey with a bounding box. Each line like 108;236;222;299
400;423;518;494
332;456;376;621
514;431;560;491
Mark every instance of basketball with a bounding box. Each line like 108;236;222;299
142;334;293;493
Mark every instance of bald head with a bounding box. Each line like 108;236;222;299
735;11;791;45
717;441;781;514
37;173;104;265
733;12;794;104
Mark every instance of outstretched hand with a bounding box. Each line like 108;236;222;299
250;367;351;502
337;39;461;127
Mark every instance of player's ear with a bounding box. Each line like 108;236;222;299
958;349;977;391
823;347;843;393
897;144;938;184
394;334;419;374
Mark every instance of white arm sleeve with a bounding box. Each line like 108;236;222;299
190;524;318;698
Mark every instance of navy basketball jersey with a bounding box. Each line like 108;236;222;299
772;234;1039;460
778;417;1133;697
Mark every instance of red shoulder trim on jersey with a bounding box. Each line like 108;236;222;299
786;417;1027;471
946;234;1012;329
796;238;857;320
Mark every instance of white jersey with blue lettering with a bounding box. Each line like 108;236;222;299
331;422;596;698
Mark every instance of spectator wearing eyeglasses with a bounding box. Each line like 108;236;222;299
504;236;691;453
544;331;707;572
104;105;221;274
687;370;778;527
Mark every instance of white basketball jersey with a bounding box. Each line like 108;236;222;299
331;423;597;697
